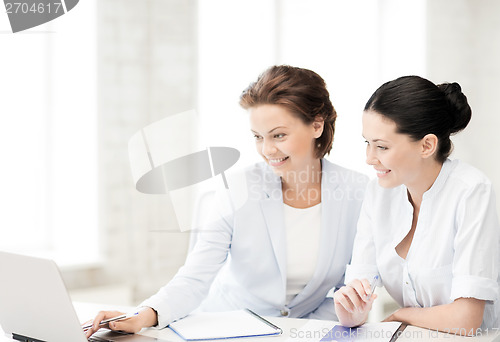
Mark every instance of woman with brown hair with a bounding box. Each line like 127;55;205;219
86;65;368;337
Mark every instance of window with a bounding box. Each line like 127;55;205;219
198;0;426;175
0;1;98;266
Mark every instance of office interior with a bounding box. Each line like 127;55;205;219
1;0;499;323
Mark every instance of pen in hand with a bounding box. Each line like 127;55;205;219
82;311;139;331
366;275;379;301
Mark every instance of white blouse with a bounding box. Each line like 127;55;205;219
345;159;500;329
284;203;322;305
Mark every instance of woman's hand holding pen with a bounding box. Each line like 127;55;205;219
333;278;377;327
83;307;158;338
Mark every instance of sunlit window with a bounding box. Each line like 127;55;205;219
198;0;426;176
0;1;98;266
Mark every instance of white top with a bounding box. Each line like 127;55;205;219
284;203;322;304
345;159;500;329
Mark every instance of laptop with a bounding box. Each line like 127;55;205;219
0;251;164;342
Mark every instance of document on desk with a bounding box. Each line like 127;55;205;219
167;309;282;341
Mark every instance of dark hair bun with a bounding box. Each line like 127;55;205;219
437;82;472;134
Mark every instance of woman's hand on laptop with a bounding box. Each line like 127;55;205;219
84;308;158;338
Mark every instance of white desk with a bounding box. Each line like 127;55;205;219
2;302;499;341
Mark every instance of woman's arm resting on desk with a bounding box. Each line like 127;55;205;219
333;279;377;327
84;307;158;338
384;297;485;336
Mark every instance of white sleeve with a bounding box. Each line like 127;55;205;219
450;182;500;301
345;182;380;285
140;187;234;328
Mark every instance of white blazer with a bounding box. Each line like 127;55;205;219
141;159;368;328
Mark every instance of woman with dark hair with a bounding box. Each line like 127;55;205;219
86;65;368;337
334;76;500;333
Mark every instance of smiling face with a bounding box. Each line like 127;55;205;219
362;110;427;189
249;104;323;181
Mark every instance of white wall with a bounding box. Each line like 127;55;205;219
426;0;500;215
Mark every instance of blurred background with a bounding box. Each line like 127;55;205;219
1;0;499;322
